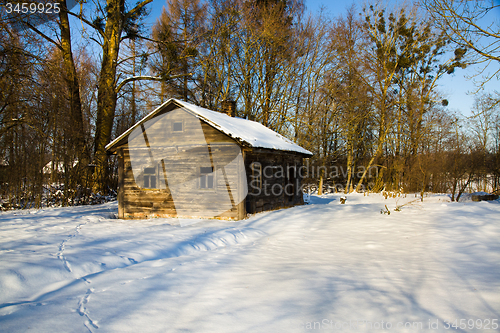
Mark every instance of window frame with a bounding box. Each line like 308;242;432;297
172;120;184;133
199;166;215;190
143;166;158;189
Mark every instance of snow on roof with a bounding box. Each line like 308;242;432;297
106;98;312;156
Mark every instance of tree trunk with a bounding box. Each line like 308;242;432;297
345;143;353;194
93;0;125;193
456;173;473;202
59;0;88;189
318;171;324;196
131;41;137;124
450;179;457;202
356;136;385;192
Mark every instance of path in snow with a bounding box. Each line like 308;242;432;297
0;194;499;332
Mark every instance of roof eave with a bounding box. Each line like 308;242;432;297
105;99;180;153
105;98;313;157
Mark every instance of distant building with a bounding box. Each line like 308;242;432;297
42;160;78;177
106;99;312;220
43;161;65;175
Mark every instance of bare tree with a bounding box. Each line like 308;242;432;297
70;0;154;192
468;92;500;191
421;0;500;89
327;7;372;193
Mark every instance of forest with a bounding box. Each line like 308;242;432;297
0;0;499;209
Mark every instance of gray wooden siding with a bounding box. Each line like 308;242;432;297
116;108;244;220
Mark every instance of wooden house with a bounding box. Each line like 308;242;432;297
105;98;312;220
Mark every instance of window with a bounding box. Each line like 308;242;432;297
200;166;214;189
173;121;183;132
143;166;157;189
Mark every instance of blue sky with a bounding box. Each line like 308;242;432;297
306;0;499;116
139;0;498;116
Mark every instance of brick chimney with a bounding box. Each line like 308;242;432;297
221;100;236;117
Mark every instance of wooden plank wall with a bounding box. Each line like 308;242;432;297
244;150;305;214
114;106;307;220
117;109;245;220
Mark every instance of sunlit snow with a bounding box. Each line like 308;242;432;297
0;193;499;332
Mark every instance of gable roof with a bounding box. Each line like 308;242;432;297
105;98;313;156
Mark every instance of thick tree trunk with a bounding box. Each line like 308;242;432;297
59;0;88;188
93;0;124;193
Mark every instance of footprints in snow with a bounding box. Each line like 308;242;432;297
56;217;100;331
57;239;73;273
57;223;263;331
56;224;85;273
128;257;138;264
56;216;100;272
78;288;99;330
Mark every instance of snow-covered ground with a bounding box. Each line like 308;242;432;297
0;193;499;332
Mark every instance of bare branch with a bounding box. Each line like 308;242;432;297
115;73;193;93
66;11;105;37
